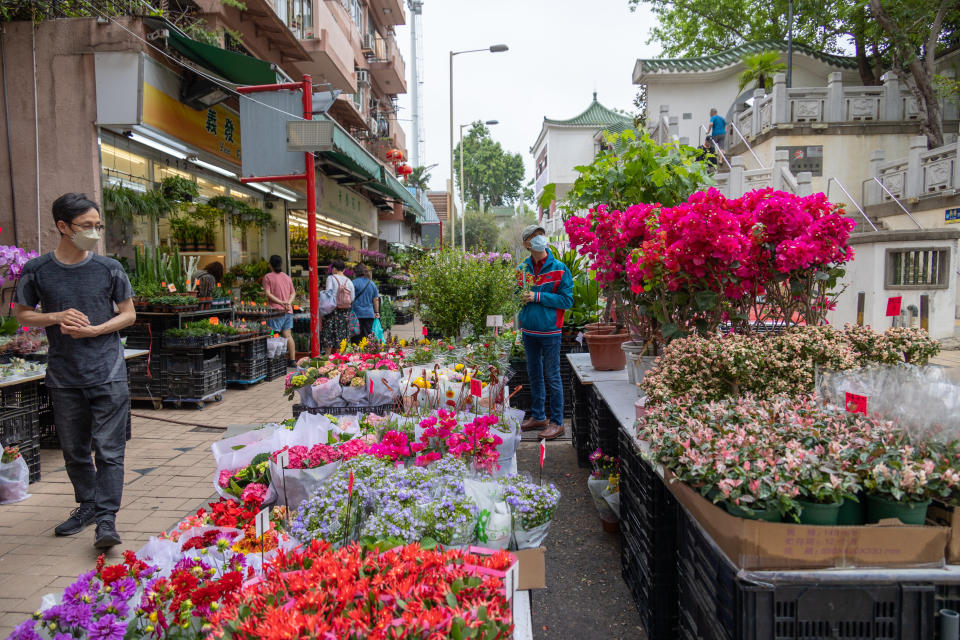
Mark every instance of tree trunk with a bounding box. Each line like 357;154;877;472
868;0;947;149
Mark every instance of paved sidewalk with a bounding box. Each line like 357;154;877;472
0;377;291;637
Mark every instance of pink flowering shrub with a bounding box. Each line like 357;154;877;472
637;395;958;518
642;324;940;405
566;188;855;343
409;410;504;472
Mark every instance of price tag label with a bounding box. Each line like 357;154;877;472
255;508;270;538
209;317;219;325
470;379;482;397
845;392;867;415
422;326;428;337
886;296;902;317
485;315;504;327
275;451;289;469
167;283;177;293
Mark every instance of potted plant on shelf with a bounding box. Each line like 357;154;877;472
161;175;199;203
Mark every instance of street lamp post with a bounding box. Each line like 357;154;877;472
449;44;508;250
459;120;498;250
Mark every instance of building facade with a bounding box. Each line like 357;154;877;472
0;0;421;273
530;93;633;239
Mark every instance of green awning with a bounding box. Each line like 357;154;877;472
149;17;279;85
366;171;426;220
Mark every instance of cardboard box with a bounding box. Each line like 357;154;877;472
514;547;546;590
663;470;949;570
927;502;960;564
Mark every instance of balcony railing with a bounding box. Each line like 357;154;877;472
869;136;960;205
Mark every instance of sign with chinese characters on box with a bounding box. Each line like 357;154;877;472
946;207;960;225
142;83;242;165
319;175;373;233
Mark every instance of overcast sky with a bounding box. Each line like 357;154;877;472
392;0;660;196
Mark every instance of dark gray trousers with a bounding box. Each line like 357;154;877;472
48;381;129;522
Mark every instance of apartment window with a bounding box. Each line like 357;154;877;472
885;248;950;289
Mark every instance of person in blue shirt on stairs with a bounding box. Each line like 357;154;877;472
517;224;573;441
706;107;726;155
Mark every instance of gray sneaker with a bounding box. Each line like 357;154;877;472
54;504;96;537
94;519;122;549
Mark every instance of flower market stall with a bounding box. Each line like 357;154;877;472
559;185;960;639
8;328;551;639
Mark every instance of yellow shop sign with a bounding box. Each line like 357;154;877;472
142;83;241;165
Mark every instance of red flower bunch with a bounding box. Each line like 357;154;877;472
207;498;261;529
207;541;513;639
132;556;245;636
447;415;503;473
95;550;156;584
181;529;239;552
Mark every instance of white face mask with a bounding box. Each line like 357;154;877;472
70;228;100;252
528;235;548;253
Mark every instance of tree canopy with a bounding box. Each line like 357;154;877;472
629;0;959;148
451;210;500;252
453;122;526;212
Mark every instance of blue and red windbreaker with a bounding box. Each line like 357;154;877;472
517;252;573;336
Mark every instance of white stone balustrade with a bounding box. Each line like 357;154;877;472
728;71;956;141
870;133;960;205
710;151;812;199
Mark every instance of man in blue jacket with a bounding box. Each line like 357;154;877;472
517;225;573;440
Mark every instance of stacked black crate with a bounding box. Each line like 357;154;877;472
0;402;41;482
265;356;286;381
570;380;591;467
618;427;680;640
163;351;226;398
225;338;268;384
587;386;619;458
675;506;935;640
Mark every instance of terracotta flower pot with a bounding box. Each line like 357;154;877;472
583;322;618;334
584;330;629;371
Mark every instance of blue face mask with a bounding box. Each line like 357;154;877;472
529;235;548;253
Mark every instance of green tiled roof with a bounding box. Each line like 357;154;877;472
638;40;858;74
544;93;634;128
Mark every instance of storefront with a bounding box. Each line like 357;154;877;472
96;51;294;271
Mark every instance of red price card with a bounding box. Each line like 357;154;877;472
470;379;482;397
845;392;867;415
422;326;428;337
886;296;902;317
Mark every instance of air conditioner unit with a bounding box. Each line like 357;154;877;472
356;69;371;86
362;33;376;54
368;115;379;134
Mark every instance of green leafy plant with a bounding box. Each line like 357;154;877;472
540;129;714;218
161;175;199;203
737;50;786;92
380;296;396;330
411;249;518;338
549;245;602;329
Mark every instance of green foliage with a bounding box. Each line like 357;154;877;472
132;244;185;292
627;0;852;58
411;249;519;338
738;51;786;92
406;166;432;194
452;211;500;252
160;176;199;203
453;122;525;211
547;129;714;216
207;195;275;232
379;296;396;330
549;246;602;328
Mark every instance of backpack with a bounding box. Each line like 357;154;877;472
334;276;354;309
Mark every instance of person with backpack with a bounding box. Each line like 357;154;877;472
350;263;380;344
320;259;355;354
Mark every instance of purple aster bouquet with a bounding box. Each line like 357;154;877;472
10;551;157;640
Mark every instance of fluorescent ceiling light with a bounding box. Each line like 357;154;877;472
247;181;298;202
272;190;297;203
191;158;238;179
128;132;188;160
272;185;299;200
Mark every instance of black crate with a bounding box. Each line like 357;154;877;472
0;407;38;446
0;382;39;412
587;386;619;458
17;438;40;484
227;357;267;382
619;427;680;639
163;352;223;374
676;507;936;640
570;381;591;467
225;338;267;363
266;356;286;381
164;368;225;398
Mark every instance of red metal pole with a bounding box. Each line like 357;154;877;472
237;82;304;93
303;74;319;358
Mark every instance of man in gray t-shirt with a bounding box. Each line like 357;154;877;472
14;193;136;549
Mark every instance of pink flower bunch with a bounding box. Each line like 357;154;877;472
566;188;855;332
271;444;340;469
411;410;460;466
365;430;412;463
217;468;235;488
337;438;367;461
446;415;504;473
240;482;268;503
